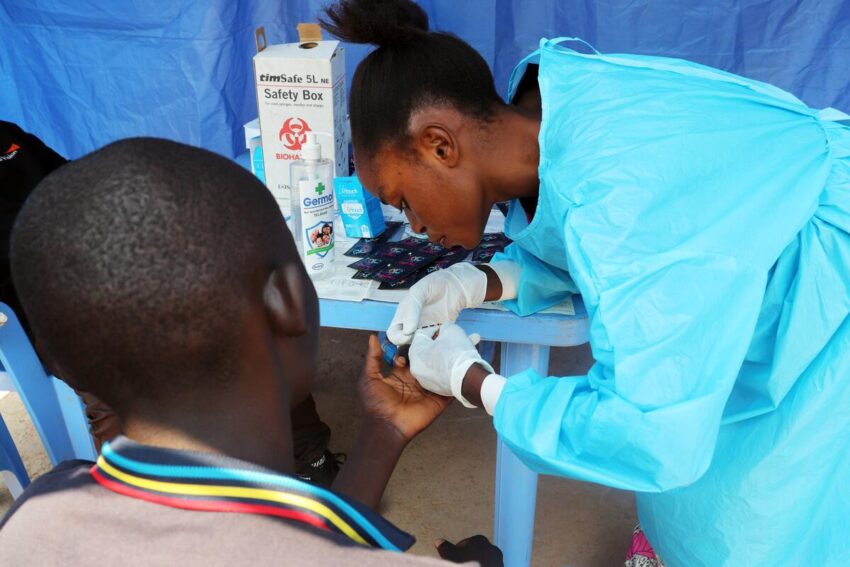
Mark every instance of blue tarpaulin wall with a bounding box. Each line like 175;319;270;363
2;0;848;160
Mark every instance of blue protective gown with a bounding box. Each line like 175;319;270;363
492;38;850;566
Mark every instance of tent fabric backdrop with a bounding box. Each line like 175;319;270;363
1;0;848;159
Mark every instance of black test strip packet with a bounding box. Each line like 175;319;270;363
439;246;470;263
377;246;470;290
378;242;421;259
348;256;385;273
377;272;420;290
378;235;506;288
351;236;441;287
471;247;499;262
353;229;488;289
395;236;447;256
343;221;403;257
470;233;512;263
373;248;440;284
371;259;423;284
481;232;510;244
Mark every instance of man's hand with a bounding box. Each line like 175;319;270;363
333;336;453;508
360;334;453;442
436;535;503;566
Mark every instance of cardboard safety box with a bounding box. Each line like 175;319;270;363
253;26;349;215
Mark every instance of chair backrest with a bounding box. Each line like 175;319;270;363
0;303;96;464
0;413;29;497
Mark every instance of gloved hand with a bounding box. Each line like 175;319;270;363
387;263;488;346
408;322;494;408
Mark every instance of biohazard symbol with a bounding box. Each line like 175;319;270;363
279;118;311;150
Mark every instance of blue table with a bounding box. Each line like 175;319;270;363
320;296;590;567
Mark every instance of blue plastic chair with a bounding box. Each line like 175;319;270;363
0;414;28;498
0;303;96;498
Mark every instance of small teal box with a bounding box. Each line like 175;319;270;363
333;175;387;239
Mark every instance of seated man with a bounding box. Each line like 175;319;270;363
0;138;500;566
0;121;338;484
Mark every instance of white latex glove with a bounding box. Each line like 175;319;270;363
387;263;488;345
408;322;494;408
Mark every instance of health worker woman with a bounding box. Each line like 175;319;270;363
320;1;850;565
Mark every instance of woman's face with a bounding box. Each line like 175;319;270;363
356;146;490;250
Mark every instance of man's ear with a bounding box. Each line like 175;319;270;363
263;263;308;338
416;124;459;168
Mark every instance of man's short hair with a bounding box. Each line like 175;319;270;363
11;138;289;410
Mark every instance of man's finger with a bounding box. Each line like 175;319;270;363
393;344;411;368
364;334;383;375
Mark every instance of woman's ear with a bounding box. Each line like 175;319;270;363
263;263;309;338
417;123;460;168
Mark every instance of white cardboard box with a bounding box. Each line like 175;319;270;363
243;118;260;150
253;40;348;214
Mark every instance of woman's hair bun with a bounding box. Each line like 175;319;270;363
320;0;429;47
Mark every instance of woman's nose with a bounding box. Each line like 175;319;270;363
405;210;426;234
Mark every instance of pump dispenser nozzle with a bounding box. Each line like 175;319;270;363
302;132;322;161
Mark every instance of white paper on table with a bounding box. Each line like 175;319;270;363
367;287;408;304
313;261;377;302
478;296;576;316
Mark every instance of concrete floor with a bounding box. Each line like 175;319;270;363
0;328;636;566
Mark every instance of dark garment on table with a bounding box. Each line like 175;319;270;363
0;436;453;566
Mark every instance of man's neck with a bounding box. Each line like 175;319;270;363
122;392;295;474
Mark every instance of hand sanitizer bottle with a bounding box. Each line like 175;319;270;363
289;133;335;280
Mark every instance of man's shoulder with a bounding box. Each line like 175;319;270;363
0;460;451;566
0;460;96;530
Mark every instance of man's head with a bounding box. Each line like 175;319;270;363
10;138;318;416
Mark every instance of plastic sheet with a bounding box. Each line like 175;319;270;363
1;1;847;159
0;1;296;158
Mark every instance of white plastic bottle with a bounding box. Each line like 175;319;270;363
289;133;336;280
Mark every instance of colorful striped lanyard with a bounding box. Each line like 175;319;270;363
91;436;414;552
